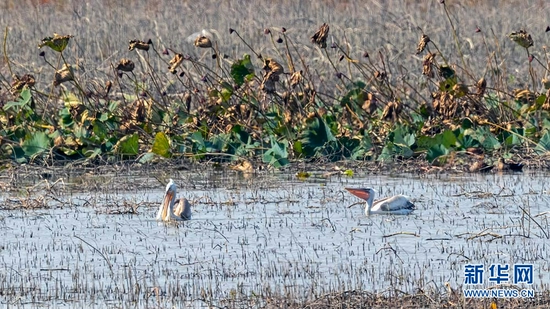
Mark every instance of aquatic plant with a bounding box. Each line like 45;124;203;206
1;0;549;171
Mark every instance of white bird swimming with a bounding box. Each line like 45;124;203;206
156;179;192;221
345;187;415;216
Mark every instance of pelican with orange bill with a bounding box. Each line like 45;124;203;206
156;179;192;221
345;187;415;216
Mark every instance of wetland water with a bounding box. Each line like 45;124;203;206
1;169;549;308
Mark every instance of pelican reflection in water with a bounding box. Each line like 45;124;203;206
156;179;192;221
345;187;415;216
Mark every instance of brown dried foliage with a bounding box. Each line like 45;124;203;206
416;34;430;54
263;58;284;75
452;83;469;98
289;70;302;89
432;85;489;120
116;58;135;72
128;39;150;51
508;29;533;48
311;23;329;48
362;93;378;114
122;99;152;132
194;36;212;48
422;52;436;78
53;64;74;86
475;78;486;97
514;89;536;105
183;92;192;112
260;58;284;93
382;101;401;122
432;92;458;119
542;89;550;111
260;72;278;93
168;53;184;74
11;74;36;93
105;80;112;95
469;159;494;173
68;102;86;123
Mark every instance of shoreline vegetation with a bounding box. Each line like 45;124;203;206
1;1;550;172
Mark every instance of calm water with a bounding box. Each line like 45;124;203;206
1;170;549;308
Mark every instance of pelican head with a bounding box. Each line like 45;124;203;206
156;179;177;221
156;179;192;221
345;187;376;216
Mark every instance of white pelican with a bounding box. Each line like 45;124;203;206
156;179;192;221
345;187;415;216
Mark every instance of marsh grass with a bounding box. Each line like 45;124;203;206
1;0;550;169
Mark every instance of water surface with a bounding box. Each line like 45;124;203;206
1;170;549;308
